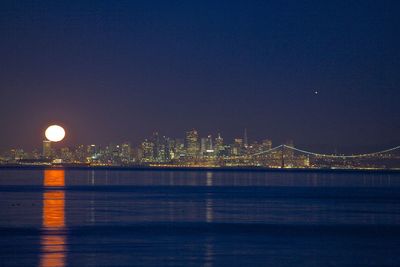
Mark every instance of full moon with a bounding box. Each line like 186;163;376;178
45;125;65;142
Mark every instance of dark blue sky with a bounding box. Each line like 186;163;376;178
1;0;400;151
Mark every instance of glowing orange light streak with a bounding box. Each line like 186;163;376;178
40;169;66;267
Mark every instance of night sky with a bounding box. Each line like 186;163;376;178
1;1;400;151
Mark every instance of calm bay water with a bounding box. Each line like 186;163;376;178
0;169;400;266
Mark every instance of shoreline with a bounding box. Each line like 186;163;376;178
0;164;399;174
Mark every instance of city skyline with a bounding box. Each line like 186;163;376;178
3;126;400;154
1;1;400;151
2;126;400;156
1;2;400;266
2;127;399;170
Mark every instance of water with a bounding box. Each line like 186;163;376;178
0;169;400;266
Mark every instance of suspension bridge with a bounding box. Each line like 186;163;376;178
251;144;400;158
243;144;400;169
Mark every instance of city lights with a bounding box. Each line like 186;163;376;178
0;128;399;170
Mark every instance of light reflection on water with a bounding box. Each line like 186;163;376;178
0;169;400;266
40;170;66;267
0;169;398;187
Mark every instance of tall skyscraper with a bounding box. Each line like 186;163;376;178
233;138;244;156
206;134;213;151
161;136;171;162
244;128;248;148
185;129;199;157
141;139;154;162
121;143;132;163
174;138;185;158
166;138;176;160
152;132;161;161
42;140;52;159
200;135;213;156
214;133;224;156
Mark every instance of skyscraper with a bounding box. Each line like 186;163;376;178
214;133;224;157
141;139;154;162
42;140;52;159
121;143;132;163
200;135;213;156
244;128;248;148
152;132;161;161
233;138;244;156
174;138;185;159
185;129;199;158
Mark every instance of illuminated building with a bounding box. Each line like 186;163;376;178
87;144;97;158
167;138;176;159
42;140;52;159
214;133;224;157
10;149;26;160
74;145;87;163
244;128;248;148
185;129;199;158
221;145;231;157
152;132;161;162
200;138;207;155
158;136;170;162
32;149;41;159
60;147;73;163
261;139;272;151
121;143;132;163
232;138;244;156
201;135;213;156
100;143;123;164
141;139;154;162
4;127;399;169
174;138;185;158
162;136;171;162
